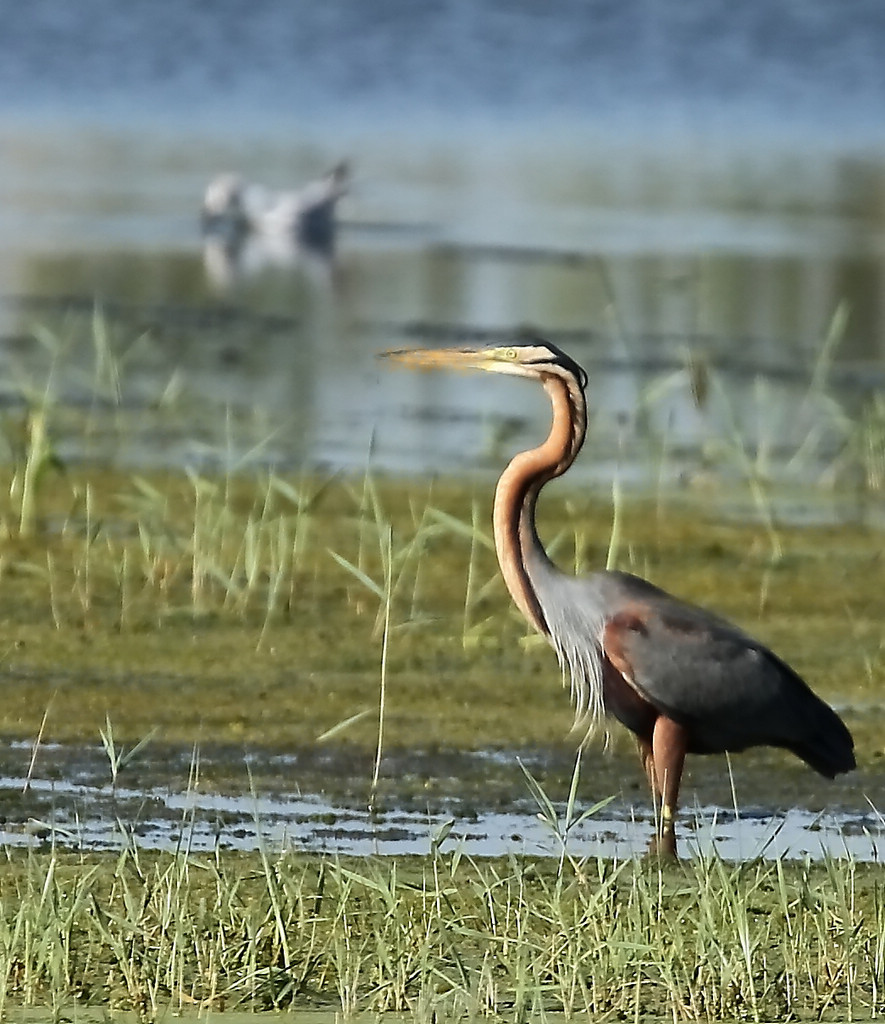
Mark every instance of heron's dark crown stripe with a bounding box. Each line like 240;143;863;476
515;340;588;391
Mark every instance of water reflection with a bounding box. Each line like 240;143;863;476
4;766;882;862
202;230;339;292
200;163;348;290
0;132;884;502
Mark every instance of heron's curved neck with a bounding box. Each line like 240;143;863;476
492;374;587;635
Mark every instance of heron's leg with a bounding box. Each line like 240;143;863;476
649;716;688;857
637;736;657;795
636;735;670;857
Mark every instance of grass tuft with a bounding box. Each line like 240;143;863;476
0;843;882;1020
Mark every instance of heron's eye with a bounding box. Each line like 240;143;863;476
506;348;518;360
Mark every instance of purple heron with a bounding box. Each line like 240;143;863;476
383;334;855;856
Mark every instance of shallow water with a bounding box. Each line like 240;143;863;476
2;148;884;499
2;742;880;862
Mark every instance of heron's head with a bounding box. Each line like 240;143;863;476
381;332;588;392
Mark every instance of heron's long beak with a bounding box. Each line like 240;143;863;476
380;346;501;373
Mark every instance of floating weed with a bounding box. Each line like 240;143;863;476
0;464;878;753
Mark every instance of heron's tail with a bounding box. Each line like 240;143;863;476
789;701;855;779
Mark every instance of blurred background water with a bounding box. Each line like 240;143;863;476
1;0;884;494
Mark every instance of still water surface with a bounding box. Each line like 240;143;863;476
2;138;885;495
3;743;882;861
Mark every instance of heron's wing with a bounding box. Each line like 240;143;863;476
599;573;853;773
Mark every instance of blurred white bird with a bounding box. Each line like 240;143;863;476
201;161;349;249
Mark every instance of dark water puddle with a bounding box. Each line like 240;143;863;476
1;742;880;861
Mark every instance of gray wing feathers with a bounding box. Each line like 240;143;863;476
604;574;854;772
619;613;811;748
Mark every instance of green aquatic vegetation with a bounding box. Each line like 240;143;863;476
98;713;157;791
0;845;884;1021
0;467;881;762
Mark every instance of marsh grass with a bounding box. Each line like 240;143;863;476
0;452;883;752
0;840;883;1022
98;715;157;791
